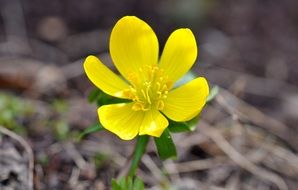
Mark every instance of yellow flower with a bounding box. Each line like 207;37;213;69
84;16;209;140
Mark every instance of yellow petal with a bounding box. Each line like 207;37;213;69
162;77;209;121
110;16;159;81
139;110;169;137
98;103;143;140
84;55;130;98
159;29;197;84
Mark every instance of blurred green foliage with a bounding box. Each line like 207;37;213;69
0;92;33;134
88;88;129;107
0;92;75;140
93;152;109;169
50;99;71;140
112;176;144;190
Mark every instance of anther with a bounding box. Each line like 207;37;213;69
128;65;170;112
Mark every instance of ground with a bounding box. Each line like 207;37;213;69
0;0;298;189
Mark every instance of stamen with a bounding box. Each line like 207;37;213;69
132;103;142;111
157;100;165;110
145;85;151;104
141;89;146;100
127;65;171;112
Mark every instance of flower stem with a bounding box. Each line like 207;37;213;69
128;135;149;177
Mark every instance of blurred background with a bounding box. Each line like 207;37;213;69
0;0;297;189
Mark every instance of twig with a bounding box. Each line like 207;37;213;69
0;126;34;190
204;67;298;99
164;157;227;174
215;87;298;150
69;168;80;188
225;171;240;190
163;159;181;184
116;152;133;180
199;121;288;190
63;141;88;170
142;154;166;182
117;136;149;179
245;127;298;177
80;140;126;166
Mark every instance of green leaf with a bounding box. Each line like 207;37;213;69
168;115;201;133
128;135;150;177
126;176;133;190
111;176;145;190
88;89;101;103
92;89;130;106
186;115;201;131
88;88;129;106
79;123;104;139
111;178;121;190
206;85;219;103
118;177;127;188
133;176;145;190
154;128;177;160
168;120;191;133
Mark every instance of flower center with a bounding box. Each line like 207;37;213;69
124;65;171;111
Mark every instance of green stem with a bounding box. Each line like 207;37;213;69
128;135;149;177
